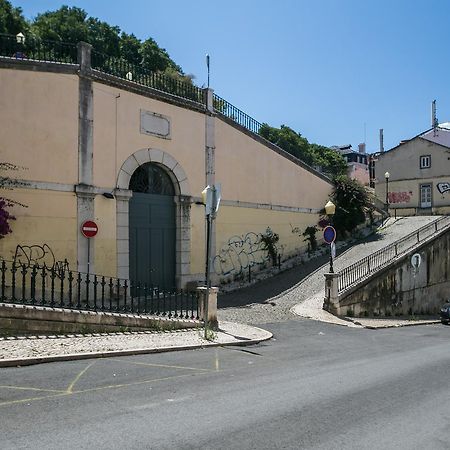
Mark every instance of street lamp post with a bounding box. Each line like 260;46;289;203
385;171;390;215
324;200;336;273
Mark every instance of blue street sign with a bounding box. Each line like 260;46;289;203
323;226;336;244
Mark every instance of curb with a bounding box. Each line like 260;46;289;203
352;319;441;329
0;331;273;368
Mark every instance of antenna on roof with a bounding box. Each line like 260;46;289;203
206;54;210;88
432;100;438;136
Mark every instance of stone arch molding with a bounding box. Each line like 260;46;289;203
116;148;191;195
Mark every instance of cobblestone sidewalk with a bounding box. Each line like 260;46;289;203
218;216;440;326
0;322;272;367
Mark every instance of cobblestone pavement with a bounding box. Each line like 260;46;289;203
0;322;272;365
218;216;439;326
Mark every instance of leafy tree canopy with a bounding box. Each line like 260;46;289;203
0;1;185;77
0;0;28;34
330;175;373;237
259;124;348;178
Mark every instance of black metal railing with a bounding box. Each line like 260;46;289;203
91;50;206;105
337;216;450;293
0;260;199;319
213;94;263;134
0;33;267;135
0;33;78;64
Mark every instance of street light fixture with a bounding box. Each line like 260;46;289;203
16;32;25;44
385;171;390;214
324;200;336;273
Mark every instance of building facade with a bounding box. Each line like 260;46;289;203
0;40;333;289
373;125;450;215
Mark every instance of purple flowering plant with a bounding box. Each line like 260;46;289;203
0;198;15;238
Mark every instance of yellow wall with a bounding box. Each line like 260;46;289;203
190;205;206;276
0;65;334;286
0;69;78;184
215;119;332;208
0;189;77;269
92;82;206;193
214;205;320;279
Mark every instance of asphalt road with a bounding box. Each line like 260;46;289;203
1;320;450;450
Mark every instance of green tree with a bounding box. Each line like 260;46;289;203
309;143;348;178
259;124;312;164
0;0;28;34
119;32;141;65
330;176;373;237
259;124;347;177
139;37;181;74
31;6;89;43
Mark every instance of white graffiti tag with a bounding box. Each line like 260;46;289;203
437;183;450;194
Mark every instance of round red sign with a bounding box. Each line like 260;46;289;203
81;220;98;238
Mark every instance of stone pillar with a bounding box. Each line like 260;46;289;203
75;185;95;273
323;273;340;315
175;195;192;288
114;188;133;280
76;42;95;274
197;286;219;329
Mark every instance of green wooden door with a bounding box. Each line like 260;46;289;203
128;163;176;290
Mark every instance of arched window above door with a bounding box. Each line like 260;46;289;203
129;163;175;196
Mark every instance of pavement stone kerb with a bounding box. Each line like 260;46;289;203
114;149;192;287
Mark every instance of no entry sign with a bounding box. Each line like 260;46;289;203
81;220;98;238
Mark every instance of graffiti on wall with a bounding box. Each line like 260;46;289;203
12;244;70;276
437;183;450;194
213;228;282;277
388;191;412;204
290;223;302;235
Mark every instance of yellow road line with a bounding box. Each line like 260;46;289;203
0;385;66;393
0;393;69;407
75;372;199;394
107;358;214;372
66;361;96;393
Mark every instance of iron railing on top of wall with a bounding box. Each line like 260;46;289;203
0;260;199;320
0;33;78;64
91;50;206;105
337;216;450;293
0;33;266;139
213;93;263;134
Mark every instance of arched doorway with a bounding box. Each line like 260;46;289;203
129;163;176;289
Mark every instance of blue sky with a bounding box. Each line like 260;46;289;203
14;0;450;153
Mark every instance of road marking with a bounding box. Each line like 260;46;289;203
66;361;96;393
75;372;200;394
0;393;69;407
0;385;66;393
108;358;214;372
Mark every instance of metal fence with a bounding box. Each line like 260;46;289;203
91;50;206;105
213;94;263;134
0;33;77;64
0;33;268;136
0;260;199;319
337;216;450;293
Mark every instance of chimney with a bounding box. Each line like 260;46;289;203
379;129;384;152
358;143;366;154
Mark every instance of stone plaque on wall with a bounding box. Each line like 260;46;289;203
140;110;171;139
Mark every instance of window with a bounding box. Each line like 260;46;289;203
420;155;431;169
